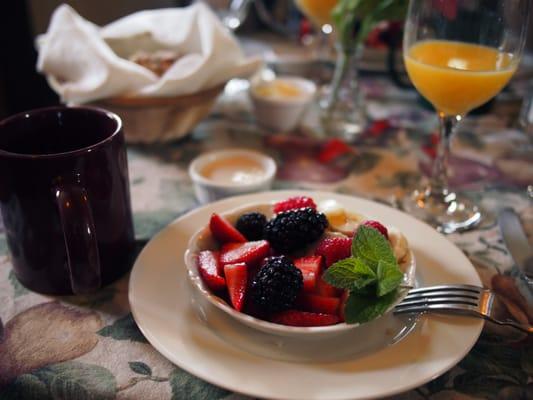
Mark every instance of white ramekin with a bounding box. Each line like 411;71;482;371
250;76;317;132
188;149;277;204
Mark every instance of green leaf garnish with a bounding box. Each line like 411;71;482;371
352;225;397;269
344;290;397;324
324;257;377;291
325;225;404;324
376;260;404;297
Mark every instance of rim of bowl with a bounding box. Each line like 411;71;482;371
250;76;317;106
188;149;277;189
184;201;417;336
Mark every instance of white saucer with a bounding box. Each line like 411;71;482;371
129;190;483;400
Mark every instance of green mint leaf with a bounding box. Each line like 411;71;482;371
351;283;377;297
351;258;378;289
323;257;377;290
344;290;398;324
352;225;396;270
376;260;404;297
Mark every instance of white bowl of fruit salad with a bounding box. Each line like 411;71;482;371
184;196;416;339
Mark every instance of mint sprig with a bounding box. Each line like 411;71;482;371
343;291;397;324
323;258;376;291
352;225;396;269
323;225;404;324
376;260;403;297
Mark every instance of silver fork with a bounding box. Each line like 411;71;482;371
394;284;532;334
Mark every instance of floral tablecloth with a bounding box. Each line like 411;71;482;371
0;75;532;400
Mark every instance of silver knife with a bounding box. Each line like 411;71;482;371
498;208;533;280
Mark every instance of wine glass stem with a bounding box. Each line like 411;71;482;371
429;112;459;195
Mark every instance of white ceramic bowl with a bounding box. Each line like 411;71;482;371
184;201;416;339
250;76;316;132
189;149;277;204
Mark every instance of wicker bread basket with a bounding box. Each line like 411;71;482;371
91;84;224;144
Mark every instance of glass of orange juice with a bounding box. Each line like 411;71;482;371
295;0;338;28
294;0;338;59
402;0;530;233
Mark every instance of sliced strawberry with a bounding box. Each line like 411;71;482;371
273;196;317;213
220;240;270;265
315;237;352;268
209;213;246;244
270;310;340;327
197;250;225;291
297;294;340;315
361;220;388;239
224;263;248;311
338;290;349;322
315;276;342;297
294;256;323;292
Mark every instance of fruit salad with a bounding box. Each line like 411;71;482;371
194;196;411;327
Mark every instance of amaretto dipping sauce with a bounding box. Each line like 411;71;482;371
200;157;267;185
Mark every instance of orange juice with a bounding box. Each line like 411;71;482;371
404;40;516;116
295;0;338;26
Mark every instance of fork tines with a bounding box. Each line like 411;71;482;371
406;284;482;295
395;284;484;312
394;284;531;334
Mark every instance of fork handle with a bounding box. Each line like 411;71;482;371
395;308;533;335
485;316;533;334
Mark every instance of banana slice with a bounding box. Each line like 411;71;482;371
318;200;364;236
318;200;409;263
388;226;409;263
318;199;345;225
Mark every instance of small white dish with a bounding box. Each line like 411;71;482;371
128;190;484;400
188;149;276;204
184;201;416;339
250;76;316;132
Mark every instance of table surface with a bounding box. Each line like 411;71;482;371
0;71;532;399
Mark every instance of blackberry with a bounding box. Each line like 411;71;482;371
236;212;267;240
263;207;328;253
250;256;303;313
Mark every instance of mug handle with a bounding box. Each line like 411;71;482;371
54;183;101;294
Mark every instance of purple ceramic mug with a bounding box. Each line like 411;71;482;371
0;106;135;295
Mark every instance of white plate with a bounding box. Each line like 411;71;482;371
129;190;483;400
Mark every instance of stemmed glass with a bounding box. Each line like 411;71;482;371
199;0;252;30
402;0;530;233
294;0;337;33
294;0;337;58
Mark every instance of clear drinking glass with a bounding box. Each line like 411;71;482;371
402;0;530;233
519;80;533;138
199;0;252;30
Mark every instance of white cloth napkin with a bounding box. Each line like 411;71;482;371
37;3;262;104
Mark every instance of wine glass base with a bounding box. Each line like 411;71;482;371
401;189;482;234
